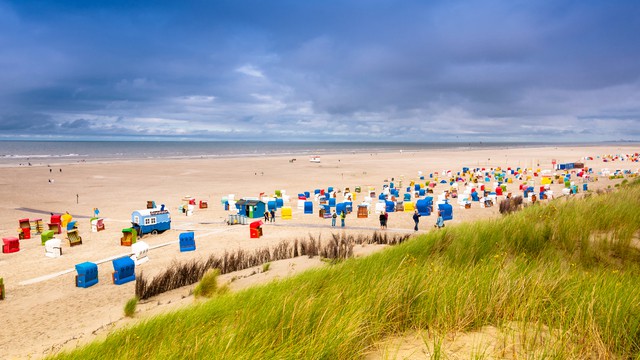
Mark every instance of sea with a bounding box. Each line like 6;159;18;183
0;140;558;166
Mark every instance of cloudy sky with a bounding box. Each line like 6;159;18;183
1;0;639;142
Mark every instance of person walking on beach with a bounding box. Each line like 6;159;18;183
413;210;421;231
270;209;275;222
379;211;386;229
435;210;445;229
384;211;389;229
331;211;337;227
264;211;269;222
340;211;346;227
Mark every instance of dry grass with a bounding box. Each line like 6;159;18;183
135;232;409;300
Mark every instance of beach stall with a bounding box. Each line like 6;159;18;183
235;199;266;219
179;232;196;252
75;262;98;288
2;237;20;254
131;206;171;236
112;257;136;285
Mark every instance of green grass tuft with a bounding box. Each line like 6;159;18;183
123;297;138;318
193;269;222;299
262;262;271;272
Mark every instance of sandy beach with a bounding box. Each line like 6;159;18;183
0;144;637;359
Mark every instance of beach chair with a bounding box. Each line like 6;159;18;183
179;232;196;252
121;227;137;246
45;238;62;258
112;257;136;285
130;240;149;265
41;230;55;245
91;218;105;232
75;262;98;288
66;220;77;232
357;205;368;218
2;237;20;254
67;229;82;247
249;221;263;238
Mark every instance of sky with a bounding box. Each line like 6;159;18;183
1;0;639;142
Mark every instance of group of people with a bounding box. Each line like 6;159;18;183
379;209;444;231
331;211;346;227
263;209;276;222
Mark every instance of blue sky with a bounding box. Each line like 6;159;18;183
1;0;639;142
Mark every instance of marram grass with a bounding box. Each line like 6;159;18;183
52;180;640;359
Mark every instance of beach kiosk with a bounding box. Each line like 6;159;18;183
235;199;266;219
131;206;171;236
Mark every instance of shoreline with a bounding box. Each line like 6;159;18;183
1;141;636;168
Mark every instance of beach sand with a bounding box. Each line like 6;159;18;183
0;145;637;359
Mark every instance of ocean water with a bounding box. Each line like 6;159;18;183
0;140;548;166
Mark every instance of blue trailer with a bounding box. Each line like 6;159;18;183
131;206;171;236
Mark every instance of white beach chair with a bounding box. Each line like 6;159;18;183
130;240;149;265
45;238;62;258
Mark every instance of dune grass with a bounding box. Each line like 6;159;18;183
193;269;228;299
123;297;138;318
52;180;640;359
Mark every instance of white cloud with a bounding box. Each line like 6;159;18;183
235;64;265;78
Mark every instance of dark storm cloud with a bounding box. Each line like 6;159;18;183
0;0;639;141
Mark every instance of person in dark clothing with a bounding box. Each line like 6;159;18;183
379;212;386;229
270;209;275;222
413;210;421;231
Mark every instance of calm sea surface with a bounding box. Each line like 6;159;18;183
0;141;553;166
